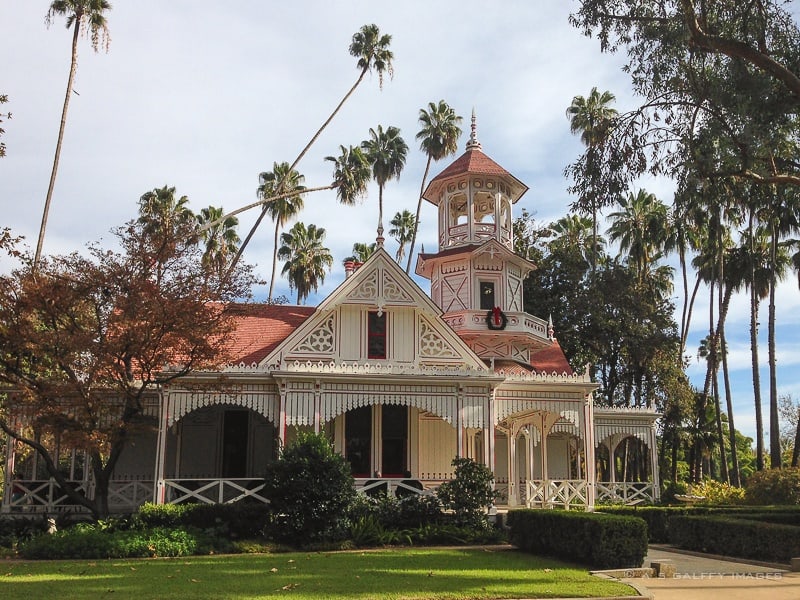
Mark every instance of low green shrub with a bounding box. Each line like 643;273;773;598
0;516;48;549
436;457;498;528
349;492;444;530
263;431;356;545
660;480;688;504
746;467;800;505
508;509;647;569
668;515;800;562
17;525;216;559
688;479;746;505
135;502;271;539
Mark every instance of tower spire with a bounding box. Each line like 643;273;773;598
465;108;482;151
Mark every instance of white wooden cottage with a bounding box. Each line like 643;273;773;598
2;121;660;514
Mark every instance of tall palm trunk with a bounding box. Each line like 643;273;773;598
232;66;369;271
681;275;702;357
768;221;781;468
721;327;740;485
35;19;81;269
406;155;432;273
678;246;690;360
748;209;765;470
377;184;385;242
268;219;281;301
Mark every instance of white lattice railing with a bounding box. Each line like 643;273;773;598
162;478;268;505
354;478;438;498
107;480;154;510
3;478;153;514
596;481;654;505
526;479;589;509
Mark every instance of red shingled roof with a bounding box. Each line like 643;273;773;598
226;304;315;366
422;147;529;204
431;147;512;181
530;341;573;375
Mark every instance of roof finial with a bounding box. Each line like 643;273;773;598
466;108;481;151
548;314;555;340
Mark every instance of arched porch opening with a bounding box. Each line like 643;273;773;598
595;432;658;505
155;404;276;506
496;408;591;509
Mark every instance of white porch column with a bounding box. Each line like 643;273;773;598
539;418;549;507
278;383;287;448
507;427;517;506
583;394;596;510
485;390;495;474
456;388;464;457
313;380;321;434
153;388;170;505
608;438;618;484
650;422;661;502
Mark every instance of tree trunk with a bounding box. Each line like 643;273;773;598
769;223;781;468
230;68;368;272
268;219;280;302
35;20;81;269
406;156;432;273
792;407;800;467
721;328;741;486
750;272;765;471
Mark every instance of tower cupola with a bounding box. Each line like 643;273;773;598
422;112;528;252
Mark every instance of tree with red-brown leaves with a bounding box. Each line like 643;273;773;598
0;216;255;518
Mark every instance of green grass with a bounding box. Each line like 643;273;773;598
0;547;637;599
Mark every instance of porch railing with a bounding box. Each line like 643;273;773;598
354;478;437;498
526;479;588;509
2;478;152;514
596;481;654;505
161;478;268;505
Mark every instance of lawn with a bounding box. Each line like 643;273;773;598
1;547;638;599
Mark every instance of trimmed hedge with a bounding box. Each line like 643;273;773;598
668;515;800;563
599;505;800;543
507;509;647;569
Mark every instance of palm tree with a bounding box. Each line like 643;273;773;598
325;144;372;206
200;145;371;235
607;188;669;282
548;214;604;267
258;162;306;301
389;210;416;263
361;125;408;242
344;242;377;264
196;206;240;278
762;189;800;467
406;100;462;272
665;193;707;360
137;185;194;238
36;0;111;269
278;222;333;305
231;24;394;270
566;87;617;272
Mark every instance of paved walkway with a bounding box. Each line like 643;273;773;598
620;545;800;600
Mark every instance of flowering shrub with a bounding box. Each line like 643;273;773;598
688;479;745;505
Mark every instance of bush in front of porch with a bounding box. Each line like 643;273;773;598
507;509;648;569
262;431;356;545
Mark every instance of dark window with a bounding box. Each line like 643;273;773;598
367;311;387;359
381;405;408;477
480;281;496;310
222;410;249;478
346;406;372;477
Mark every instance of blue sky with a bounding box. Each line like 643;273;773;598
2;1;799;444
